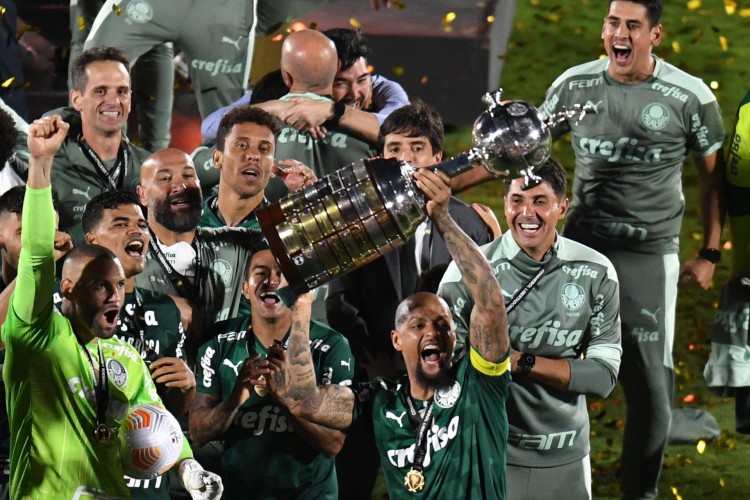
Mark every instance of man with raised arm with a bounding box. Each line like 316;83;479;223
266;167;511;498
2;115;221;499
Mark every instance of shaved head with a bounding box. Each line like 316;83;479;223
62;244;120;282
280;30;339;94
140;148;194;183
394;292;452;330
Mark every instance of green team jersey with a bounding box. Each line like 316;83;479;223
540;55;726;254
11;108;149;243
1;186;192;499
195;316;354;499
198;194;264;230
355;350;510;498
135;226;265;326
275;93;376;179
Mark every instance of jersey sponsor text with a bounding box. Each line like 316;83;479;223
233;405;293;435
509;430;577;450
510;321;584;349
191;58;243;77
386;416;460;468
578;136;662;163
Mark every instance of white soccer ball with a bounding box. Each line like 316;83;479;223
121;404;183;479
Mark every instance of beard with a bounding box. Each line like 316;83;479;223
152;187;203;232
414;357;452;393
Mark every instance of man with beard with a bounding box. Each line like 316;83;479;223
190;249;354;498
265;167;511;498
10;47;150;243
439;158;622;499
80;190;195;498
135;148;265;346
2;115;221;500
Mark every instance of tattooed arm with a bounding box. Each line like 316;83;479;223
189;353;270;446
413;169;509;361
268;292;357;431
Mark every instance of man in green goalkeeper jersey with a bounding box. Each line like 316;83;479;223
265;167;511;498
2;115;222;499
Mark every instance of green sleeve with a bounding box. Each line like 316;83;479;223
4;186;56;347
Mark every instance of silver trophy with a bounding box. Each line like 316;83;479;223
257;90;568;293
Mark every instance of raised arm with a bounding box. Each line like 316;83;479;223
413;168;509;361
268;291;356;431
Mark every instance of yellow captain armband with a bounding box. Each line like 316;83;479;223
470;347;510;376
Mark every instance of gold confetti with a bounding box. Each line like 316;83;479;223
420;75;429;84
719;35;728;51
549;13;560;22
720;477;726;487
112;4;122;15
444;12;457;24
1;77;15;89
349;18;361;29
366;64;375;73
77;16;86;32
672;41;681;53
725;0;737;15
392;66;405;76
271;34;283;42
710;80;720;90
487;15;495;23
723;240;732;250
687;0;701;10
0;6;6;21
289;21;306;32
697;439;707;454
740;8;750;17
670;486;683;500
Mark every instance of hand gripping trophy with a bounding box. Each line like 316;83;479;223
257;90;585;293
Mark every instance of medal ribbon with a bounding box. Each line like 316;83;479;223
505;248;559;314
404;393;435;474
121;289;159;362
78;136;128;191
82;342;110;442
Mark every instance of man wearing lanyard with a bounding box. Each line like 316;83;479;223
439;158;622;499
2;115;222;499
10;47;150;244
265;166;511;498
190;248;354;499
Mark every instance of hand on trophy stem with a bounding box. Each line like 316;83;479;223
413;169;450;220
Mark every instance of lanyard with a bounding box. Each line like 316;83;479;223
402;389;435;493
82;342;112;443
147;227;202;300
78;136;128;191
505;249;559;314
209;195;266;227
120;289;159;363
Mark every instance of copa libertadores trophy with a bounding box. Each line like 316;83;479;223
257;89;581;294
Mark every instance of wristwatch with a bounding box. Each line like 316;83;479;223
519;353;536;375
698;247;721;264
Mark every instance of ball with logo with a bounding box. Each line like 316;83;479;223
121;404;183;479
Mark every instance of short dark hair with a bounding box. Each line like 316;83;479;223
0;185;25;217
323;28;370;71
216;105;281;152
64;243;119;267
0;108;19;166
249;69;289;105
82;190;141;234
608;0;662;27
505;157;568;198
70;46;130;93
379;100;444;155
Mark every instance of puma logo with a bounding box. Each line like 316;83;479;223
341;359;351;369
221;35;242;51
386;411;406;428
640;307;660;324
741;277;750;287
502;288;519;300
72;186;92;200
223;358;243;376
585;100;603;113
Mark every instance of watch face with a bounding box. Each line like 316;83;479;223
522;354;536;369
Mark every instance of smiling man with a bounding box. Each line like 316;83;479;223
190;248;354;499
439;158;622;500
10;47;149;244
265;167;511;498
2;115;221;500
538;1;725;498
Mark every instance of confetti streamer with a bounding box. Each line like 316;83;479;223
687;0;701;10
719;35;728;51
349;18;361;29
697;439;707;454
77;15;86;32
113;4;122;15
724;1;737;15
672;41;681;53
1;77;15;89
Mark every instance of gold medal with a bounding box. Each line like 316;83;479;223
404;468;425;493
254;374;268;397
95;423;112;443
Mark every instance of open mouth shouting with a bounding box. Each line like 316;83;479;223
241;166;261;182
611;43;633;66
259;291;280;305
420;341;446;369
124;238;145;258
100;305;121;334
